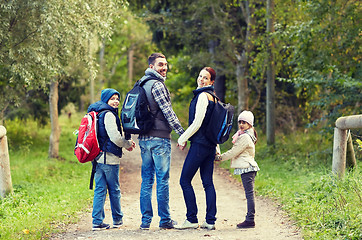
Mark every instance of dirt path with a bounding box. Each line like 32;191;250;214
52;141;302;240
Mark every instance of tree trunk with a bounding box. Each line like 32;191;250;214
214;75;226;102
128;45;134;88
48;79;60;159
99;39;106;87
208;40;226;101
236;0;255;113
236;59;248;113
266;0;276;145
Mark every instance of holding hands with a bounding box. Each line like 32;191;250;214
126;140;136;151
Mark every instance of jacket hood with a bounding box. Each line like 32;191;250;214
139;68;165;85
87;101;118;114
192;85;214;96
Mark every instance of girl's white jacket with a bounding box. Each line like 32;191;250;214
220;131;258;169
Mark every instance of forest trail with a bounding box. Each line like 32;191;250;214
52;141;302;240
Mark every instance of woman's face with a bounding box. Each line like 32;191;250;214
107;94;120;109
197;69;214;87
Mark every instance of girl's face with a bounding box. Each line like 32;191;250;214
107;94;120;109
238;120;252;131
197;69;214;87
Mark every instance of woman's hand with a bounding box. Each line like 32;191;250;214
177;142;187;150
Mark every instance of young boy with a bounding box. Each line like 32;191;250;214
87;88;135;230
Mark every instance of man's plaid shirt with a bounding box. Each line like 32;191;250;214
139;79;184;140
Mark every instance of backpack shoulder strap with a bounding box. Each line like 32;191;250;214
204;90;219;103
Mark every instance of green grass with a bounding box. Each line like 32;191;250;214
1;115;361;239
219;131;362;240
0;115;93;239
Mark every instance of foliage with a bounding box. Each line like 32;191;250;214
274;0;361;129
0;0;122;119
0;115;93;240
100;7;154;99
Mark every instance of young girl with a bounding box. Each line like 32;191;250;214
87;88;135;231
218;110;259;229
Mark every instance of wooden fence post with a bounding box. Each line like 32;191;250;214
332;114;362;178
0;125;13;198
332;127;347;178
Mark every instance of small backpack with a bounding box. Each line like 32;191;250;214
121;79;155;134
74;111;104;163
204;91;235;144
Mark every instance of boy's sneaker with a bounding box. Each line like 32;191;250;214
92;223;110;231
159;220;177;229
236;220;255;229
113;220;123;228
174;220;199;229
200;221;215;230
139;223;150;230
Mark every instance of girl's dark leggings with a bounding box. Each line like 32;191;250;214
240;171;257;222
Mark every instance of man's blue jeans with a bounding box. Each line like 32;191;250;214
92;163;123;225
179;142;217;224
139;137;171;226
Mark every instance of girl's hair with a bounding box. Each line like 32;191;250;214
202;67;216;81
252;127;258;144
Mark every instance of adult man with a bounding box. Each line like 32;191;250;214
137;53;185;230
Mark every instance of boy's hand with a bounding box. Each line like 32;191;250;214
126;140;136;151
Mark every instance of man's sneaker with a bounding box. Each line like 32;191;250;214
139;223;150;230
92;223;110;231
112;220;123;228
174;220;199;229
159;220;177;229
236;220;255;229
200;221;215;230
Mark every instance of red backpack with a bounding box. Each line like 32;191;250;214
74;111;103;163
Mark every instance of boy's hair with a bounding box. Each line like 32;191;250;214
148;53;166;65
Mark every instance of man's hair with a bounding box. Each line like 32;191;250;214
203;67;216;81
148;53;166;65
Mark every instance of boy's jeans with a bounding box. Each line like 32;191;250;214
92;163;123;225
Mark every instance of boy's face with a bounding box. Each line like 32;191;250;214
107;94;120;109
150;57;168;77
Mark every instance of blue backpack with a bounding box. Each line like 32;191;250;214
205;91;235;144
121;79;155;134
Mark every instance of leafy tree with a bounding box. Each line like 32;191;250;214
275;0;361;129
0;0;122;158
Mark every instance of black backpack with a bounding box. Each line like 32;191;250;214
204;91;235;144
121;79;155;134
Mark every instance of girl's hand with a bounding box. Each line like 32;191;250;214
214;153;222;161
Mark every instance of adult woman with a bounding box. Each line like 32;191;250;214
175;67;217;230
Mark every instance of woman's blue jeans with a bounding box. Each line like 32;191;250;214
139;138;172;226
179;142;217;224
92;163;123;225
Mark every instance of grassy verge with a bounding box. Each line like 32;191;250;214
1;115;361;239
218;131;362;240
0;115;93;239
